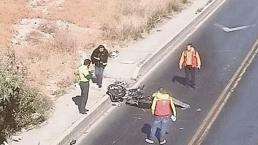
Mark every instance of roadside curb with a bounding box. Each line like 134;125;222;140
50;95;111;145
188;40;258;145
51;0;226;144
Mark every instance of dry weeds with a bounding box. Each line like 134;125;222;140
0;0;28;47
2;0;190;98
50;0;188;41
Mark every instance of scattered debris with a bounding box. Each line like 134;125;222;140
112;103;122;107
109;50;119;58
196;108;202;112
133;117;143;120
11;136;22;142
21;128;27;133
70;139;76;145
117;103;122;107
206;0;213;6
173;97;190;109
195;7;204;14
31;112;41;120
181;107;187;111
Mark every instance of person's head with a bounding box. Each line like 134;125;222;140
97;45;105;52
83;59;91;66
186;43;192;51
158;88;168;94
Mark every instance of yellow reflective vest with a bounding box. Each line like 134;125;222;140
78;65;90;82
151;91;177;117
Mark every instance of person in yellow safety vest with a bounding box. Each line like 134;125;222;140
179;43;201;88
145;88;177;145
78;59;92;114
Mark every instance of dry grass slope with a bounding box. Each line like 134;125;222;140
0;0;28;47
51;0;188;40
1;0;189;98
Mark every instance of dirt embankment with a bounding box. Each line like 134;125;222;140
2;0;189;99
0;0;28;48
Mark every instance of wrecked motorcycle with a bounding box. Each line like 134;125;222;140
107;81;151;108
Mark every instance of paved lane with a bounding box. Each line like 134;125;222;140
78;0;258;144
202;50;258;145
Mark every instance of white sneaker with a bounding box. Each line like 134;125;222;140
160;139;167;145
145;138;154;144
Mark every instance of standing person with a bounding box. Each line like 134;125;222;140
91;45;109;88
78;59;92;114
145;88;177;145
179;43;201;88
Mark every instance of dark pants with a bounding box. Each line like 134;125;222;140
95;66;104;87
149;116;170;142
79;81;89;113
184;65;196;87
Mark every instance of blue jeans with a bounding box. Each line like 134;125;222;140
95;66;104;87
149;116;170;141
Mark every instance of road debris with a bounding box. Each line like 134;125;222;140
181;107;188;111
11;136;22;142
70;139;76;145
173;98;190;109
133;117;143;120
109;50;119;58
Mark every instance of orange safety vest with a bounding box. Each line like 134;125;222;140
154;99;173;116
183;50;197;68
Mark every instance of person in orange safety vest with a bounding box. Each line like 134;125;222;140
179;43;201;88
145;88;177;145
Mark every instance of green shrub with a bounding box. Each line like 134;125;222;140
0;58;52;142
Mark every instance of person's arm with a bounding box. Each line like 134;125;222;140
101;51;108;67
179;51;185;69
84;73;92;80
82;67;92;80
151;95;157;115
196;51;201;68
91;49;100;64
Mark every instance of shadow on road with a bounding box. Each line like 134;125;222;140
142;123;163;141
172;75;186;86
141;123;151;138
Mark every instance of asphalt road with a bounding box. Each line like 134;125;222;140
78;0;258;144
201;52;258;145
